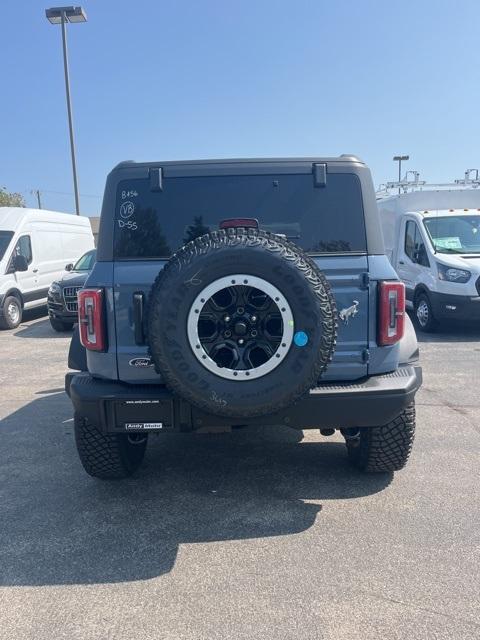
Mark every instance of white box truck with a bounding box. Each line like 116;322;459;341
0;207;94;329
377;170;480;331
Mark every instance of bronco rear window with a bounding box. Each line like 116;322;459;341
113;172;366;259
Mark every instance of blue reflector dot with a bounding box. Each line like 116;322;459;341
294;331;308;347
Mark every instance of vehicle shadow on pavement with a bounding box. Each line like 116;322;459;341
0;392;392;587
21;307;48;321
13;317;73;340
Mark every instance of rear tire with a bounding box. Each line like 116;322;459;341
414;292;438;333
0;295;22;330
50;317;74;332
74;414;148;479
345;403;416;472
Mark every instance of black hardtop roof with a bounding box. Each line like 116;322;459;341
97;153;384;259
111;155;365;172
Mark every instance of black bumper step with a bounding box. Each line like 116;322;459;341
66;366;422;433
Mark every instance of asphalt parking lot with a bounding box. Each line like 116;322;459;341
0;311;479;640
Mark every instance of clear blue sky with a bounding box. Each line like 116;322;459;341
2;0;480;216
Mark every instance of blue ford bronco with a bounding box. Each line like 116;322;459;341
66;156;422;479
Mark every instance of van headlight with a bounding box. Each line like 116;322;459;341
48;282;61;295
437;263;471;283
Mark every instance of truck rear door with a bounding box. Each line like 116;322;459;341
111;162;370;383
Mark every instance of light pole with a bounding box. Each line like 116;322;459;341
31;189;43;209
46;6;87;216
393;155;409;194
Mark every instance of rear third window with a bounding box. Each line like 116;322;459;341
113;172;366;259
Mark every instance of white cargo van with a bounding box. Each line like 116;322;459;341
0;208;94;329
377;170;480;331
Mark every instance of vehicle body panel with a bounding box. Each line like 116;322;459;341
81;157;415;389
84;157;387;384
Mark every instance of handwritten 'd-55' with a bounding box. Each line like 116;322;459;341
118;219;138;230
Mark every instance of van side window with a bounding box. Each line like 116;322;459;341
415;226;430;267
14;236;33;265
405;221;416;260
405;222;429;267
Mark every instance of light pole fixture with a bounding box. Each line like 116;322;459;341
393;155;409;194
45;6;87;215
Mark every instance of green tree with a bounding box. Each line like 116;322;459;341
114;207;172;258
0;187;25;207
183;215;210;244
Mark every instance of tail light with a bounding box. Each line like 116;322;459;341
78;288;106;351
378;281;405;346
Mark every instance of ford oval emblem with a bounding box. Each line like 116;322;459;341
129;357;154;368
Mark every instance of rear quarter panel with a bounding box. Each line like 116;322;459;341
367;254;404;374
84;261;118;380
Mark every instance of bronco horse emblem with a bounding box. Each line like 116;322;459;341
339;300;359;324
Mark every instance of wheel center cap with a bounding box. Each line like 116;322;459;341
234;321;248;335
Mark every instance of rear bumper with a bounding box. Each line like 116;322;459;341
430;291;480;321
65;366;423;433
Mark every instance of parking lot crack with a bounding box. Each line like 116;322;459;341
419;389;480;436
357;589;480;630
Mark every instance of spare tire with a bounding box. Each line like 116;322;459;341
147;228;337;418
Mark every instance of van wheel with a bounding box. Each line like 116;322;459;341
344;403;416;472
50;317;74;332
0;295;22;330
414;292;438;332
74;414;148;479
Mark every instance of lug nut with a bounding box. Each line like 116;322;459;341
224;315;231;323
224;330;232;338
251;315;257;322
238;338;245;345
237;307;245;314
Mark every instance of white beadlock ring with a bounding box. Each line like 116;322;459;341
187;274;294;380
